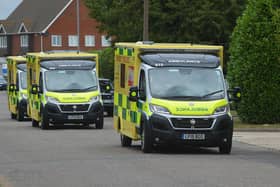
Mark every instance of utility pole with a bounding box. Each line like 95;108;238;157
143;0;149;41
76;0;80;52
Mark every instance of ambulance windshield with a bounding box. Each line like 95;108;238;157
20;72;27;89
148;67;225;100
45;70;98;92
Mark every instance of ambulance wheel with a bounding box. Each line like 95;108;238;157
16;105;24;121
219;133;233;154
11;113;16;119
40;109;50;130
219;141;232;154
120;134;132;147
141;121;153;153
32;119;39;127
95;113;104;129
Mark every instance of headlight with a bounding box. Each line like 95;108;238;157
21;93;28;99
89;96;100;103
46;96;59;104
214;105;228;115
149;104;170;114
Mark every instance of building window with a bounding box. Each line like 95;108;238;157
20;35;28;47
0;36;7;48
51;35;62;47
85;35;95;47
101;35;111;47
68;35;78;47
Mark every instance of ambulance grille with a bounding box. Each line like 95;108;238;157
60;104;89;112
171;118;213;129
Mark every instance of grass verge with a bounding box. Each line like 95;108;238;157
232;111;280;130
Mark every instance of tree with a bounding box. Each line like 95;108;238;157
85;0;245;45
99;47;114;80
228;0;280;123
85;0;246;77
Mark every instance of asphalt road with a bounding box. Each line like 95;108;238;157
0;91;280;187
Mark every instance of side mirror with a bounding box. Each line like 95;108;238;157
229;87;241;102
129;86;139;102
9;84;16;92
31;84;39;95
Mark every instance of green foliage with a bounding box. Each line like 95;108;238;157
85;0;245;45
99;47;114;80
228;0;280;123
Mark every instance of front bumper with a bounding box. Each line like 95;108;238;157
149;113;233;147
44;101;103;124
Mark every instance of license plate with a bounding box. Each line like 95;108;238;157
182;134;205;140
68;115;84;120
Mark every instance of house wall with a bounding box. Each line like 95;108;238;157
2;0;106;56
39;0;105;52
11;35;21;55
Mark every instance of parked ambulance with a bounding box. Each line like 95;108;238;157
7;56;28;121
113;42;241;154
26;52;103;129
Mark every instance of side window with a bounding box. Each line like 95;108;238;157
29;68;32;84
39;72;43;93
120;64;125;88
29;68;32;93
139;70;146;101
16;73;19;90
8;70;12;85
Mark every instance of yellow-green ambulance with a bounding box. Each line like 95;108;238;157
26;52;103;129
7;56;28;121
114;42;241;154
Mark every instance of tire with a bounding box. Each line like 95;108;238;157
16;104;24;121
141;120;153;153
40;108;50;130
120;134;132;147
32;119;39;127
219;141;232;154
219;131;233;154
95;113;104;129
11;113;16;120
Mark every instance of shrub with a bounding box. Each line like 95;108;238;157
228;0;280;123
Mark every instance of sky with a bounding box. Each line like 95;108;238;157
0;0;22;20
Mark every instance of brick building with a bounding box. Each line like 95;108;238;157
0;0;111;56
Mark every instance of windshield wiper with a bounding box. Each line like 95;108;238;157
201;90;224;98
81;85;97;91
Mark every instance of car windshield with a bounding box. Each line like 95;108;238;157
45;70;98;92
20;72;27;89
148;67;225;101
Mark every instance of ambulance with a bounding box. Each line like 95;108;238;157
7;56;28;121
113;42;241;154
26;52;103;129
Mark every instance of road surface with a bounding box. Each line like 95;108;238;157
0;91;279;187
